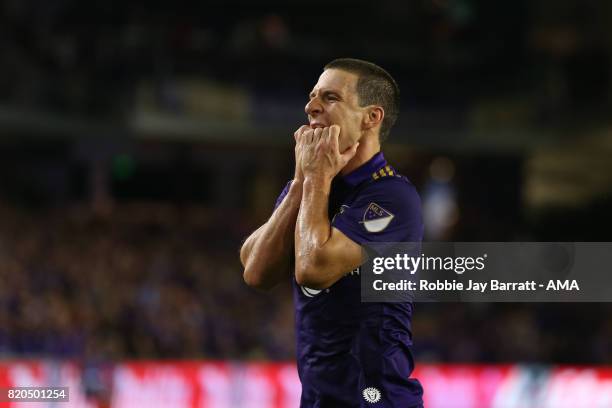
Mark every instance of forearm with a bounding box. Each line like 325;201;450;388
241;180;303;290
295;175;333;286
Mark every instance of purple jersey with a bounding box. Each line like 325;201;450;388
275;152;424;408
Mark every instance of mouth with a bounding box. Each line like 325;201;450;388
309;123;327;129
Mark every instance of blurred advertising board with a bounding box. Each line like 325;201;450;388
0;361;610;407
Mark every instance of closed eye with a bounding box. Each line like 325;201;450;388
308;90;342;101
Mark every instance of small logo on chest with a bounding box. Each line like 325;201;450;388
363;387;382;403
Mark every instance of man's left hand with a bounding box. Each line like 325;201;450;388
299;125;359;181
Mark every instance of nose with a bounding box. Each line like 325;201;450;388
305;97;323;117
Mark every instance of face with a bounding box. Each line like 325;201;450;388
305;69;365;151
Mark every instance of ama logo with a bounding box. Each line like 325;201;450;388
362;203;394;233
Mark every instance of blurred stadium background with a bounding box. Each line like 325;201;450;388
0;0;611;407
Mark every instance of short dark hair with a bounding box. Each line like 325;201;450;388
324;58;400;141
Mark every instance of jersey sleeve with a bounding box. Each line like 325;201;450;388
332;178;423;244
273;180;293;210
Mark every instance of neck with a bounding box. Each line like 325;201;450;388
339;134;381;176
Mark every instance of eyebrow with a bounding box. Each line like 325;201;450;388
309;89;342;99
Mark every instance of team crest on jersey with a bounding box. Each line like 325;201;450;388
362;387;381;403
362;202;394;233
300;286;322;297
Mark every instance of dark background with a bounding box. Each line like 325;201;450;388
0;0;611;365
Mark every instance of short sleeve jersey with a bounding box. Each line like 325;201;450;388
274;152;424;408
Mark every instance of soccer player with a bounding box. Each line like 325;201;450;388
240;58;424;408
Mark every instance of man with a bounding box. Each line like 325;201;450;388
240;58;424;407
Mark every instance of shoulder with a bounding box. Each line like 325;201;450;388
355;172;421;212
332;170;423;243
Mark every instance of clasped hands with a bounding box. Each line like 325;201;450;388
293;125;359;183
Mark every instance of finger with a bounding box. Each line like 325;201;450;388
329;125;340;140
322;126;331;141
294;125;309;141
314;127;325;147
294;125;309;137
313;127;323;142
304;129;314;143
330;126;340;154
327;127;336;150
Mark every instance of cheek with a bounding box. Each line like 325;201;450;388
338;131;356;151
344;116;361;138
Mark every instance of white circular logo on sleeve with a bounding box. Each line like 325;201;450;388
362;387;381;403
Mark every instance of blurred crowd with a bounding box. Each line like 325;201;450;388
0;202;294;361
0;201;610;365
1;0;611;125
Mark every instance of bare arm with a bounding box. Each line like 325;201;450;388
294;125;363;289
240;125;312;291
240;180;302;290
295;176;362;289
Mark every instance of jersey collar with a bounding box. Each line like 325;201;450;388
341;151;387;187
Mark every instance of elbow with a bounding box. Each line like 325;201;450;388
242;272;260;290
294;256;327;290
243;270;272;291
239;242;249;269
295;270;315;288
243;266;276;292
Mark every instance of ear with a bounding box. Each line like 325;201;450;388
362;106;384;130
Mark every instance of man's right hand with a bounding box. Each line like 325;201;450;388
294;125;314;182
